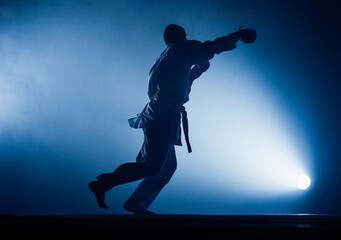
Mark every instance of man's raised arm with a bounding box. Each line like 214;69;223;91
186;27;257;65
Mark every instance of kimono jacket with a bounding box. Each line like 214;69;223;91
128;35;239;152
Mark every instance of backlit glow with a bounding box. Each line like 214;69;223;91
297;175;311;190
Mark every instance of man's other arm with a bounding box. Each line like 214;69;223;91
189;61;210;83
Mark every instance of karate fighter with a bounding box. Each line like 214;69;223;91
89;24;256;215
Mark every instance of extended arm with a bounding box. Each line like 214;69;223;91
214;27;257;53
187;27;257;64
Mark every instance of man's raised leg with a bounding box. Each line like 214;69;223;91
89;126;171;209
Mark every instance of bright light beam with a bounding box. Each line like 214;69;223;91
297;174;311;190
178;58;312;198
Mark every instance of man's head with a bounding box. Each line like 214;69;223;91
163;24;187;46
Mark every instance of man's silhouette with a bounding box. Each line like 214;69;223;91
89;24;256;214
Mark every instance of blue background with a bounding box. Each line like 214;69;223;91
0;0;340;215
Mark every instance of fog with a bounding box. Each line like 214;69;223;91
1;0;339;214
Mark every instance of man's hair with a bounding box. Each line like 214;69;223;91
163;24;187;46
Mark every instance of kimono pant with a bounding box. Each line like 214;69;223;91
97;125;177;208
127;143;177;208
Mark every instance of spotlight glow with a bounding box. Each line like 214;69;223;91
178;62;312;197
297;175;311;190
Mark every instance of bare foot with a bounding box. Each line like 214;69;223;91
89;181;108;209
124;198;155;215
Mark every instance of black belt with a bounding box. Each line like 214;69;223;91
180;106;192;153
155;91;192;153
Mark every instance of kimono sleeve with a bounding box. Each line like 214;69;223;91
185;40;216;65
186;33;240;65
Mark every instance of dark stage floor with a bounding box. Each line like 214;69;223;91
1;214;340;239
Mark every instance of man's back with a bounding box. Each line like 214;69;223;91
148;41;195;102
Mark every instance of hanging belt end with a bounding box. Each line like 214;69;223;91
187;143;192;153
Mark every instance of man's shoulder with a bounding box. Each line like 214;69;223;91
171;40;201;48
183;39;202;46
170;40;202;52
166;40;205;58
